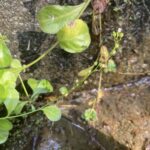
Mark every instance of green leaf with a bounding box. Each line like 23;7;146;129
10;59;22;80
27;78;53;100
14;101;28;115
4;88;19;115
82;108;97;121
104;59;116;73
42;105;61;122
37;3;85;34
0;70;17;88
0;119;13;131
0;70;4;78
57;19;91;53
59;87;69;96
0;119;12;144
10;59;22;69
0;130;9;144
0;84;7;104
78;66;93;77
0;35;12;68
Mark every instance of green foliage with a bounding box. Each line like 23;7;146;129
37;3;91;53
104;59;116;73
27;78;53;100
57;19;91;53
42;105;61;122
59;87;69;96
4;88;19;115
0;0;124;145
14;101;28;115
0;119;13;144
0;37;23;144
0;84;6;104
110;29;124;56
0;34;12;68
82;108;97;121
78;66;93;77
0;0;92;144
37;3;85;34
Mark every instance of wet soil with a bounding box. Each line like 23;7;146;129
0;0;150;150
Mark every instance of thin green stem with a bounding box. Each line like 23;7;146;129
18;74;29;97
22;41;59;70
0;108;41;120
0;0;92;121
22;1;91;71
77;0;91;18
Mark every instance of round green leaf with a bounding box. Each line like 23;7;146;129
57;19;91;53
59;87;69;96
42;105;61;122
82;108;97;121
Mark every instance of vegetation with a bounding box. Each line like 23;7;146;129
0;0;124;144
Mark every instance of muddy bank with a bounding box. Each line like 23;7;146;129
0;77;149;150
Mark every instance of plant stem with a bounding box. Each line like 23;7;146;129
118;71;150;75
0;105;48;120
99;13;102;46
22;1;91;71
18;74;29;97
22;41;59;70
92;70;103;109
77;0;91;18
97;71;102;100
0;109;41;120
0;0;93;121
